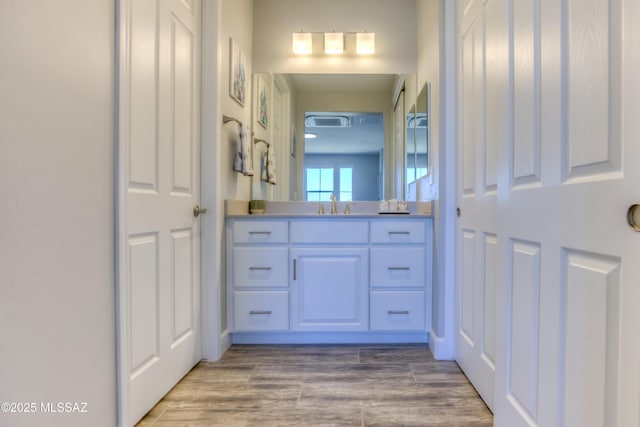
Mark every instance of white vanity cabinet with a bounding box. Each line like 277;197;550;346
227;215;432;343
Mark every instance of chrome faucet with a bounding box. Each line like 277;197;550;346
330;194;338;214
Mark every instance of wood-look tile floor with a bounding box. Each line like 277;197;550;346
137;344;493;426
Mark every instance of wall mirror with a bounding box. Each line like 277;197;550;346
251;73;427;202
405;82;430;200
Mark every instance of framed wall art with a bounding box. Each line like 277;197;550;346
257;75;268;128
229;38;246;106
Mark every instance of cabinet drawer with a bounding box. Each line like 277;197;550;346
233;291;289;331
232;220;288;244
370;221;425;244
370;291;425;331
233;247;288;288
370;247;425;288
290;220;368;244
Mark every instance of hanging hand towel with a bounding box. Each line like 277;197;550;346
265;142;276;185
241;124;253;176
232;123;253;176
261;145;269;183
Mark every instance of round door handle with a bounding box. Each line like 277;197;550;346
627;204;640;231
193;205;207;218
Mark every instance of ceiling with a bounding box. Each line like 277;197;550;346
304;111;385;154
290;73;396;92
289;74;395;155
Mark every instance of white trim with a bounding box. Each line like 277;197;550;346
231;332;429;345
115;0;131;424
392;75;406;110
200;0;223;361
429;329;454;360
438;0;457;362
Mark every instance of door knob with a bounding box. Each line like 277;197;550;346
193;205;207;218
627;204;640;231
456;207;461;218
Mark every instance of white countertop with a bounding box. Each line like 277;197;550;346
225;200;433;217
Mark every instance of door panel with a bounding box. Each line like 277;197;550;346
512;0;540;186
565;0;618;177
129;233;160;374
119;0;201;424
506;240;540;422
482;234;497;366
171;228;195;342
563;251;620;427
129;0;159;191
460;230;475;342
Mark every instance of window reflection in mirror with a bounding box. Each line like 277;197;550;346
304;111;384;201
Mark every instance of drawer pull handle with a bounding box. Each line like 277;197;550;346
249;310;272;315
388;310;410;315
248;231;272;235
249;267;272;271
388;266;410;271
388;231;410;235
293;259;297;280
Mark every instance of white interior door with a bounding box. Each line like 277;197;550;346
455;0;497;410
457;0;640;425
118;0;202;424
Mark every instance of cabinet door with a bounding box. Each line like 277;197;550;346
291;247;369;331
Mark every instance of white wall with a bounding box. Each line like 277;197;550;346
253;0;417;74
220;0;254;202
416;0;456;359
0;1;116;426
201;0;255;354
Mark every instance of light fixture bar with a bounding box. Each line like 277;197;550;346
291;31;374;55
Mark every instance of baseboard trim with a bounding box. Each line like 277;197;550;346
230;332;429;345
429;329;454;360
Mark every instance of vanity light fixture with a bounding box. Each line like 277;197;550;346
323;32;344;54
292;31;312;55
356;32;375;54
292;31;375;55
304;132;317;139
